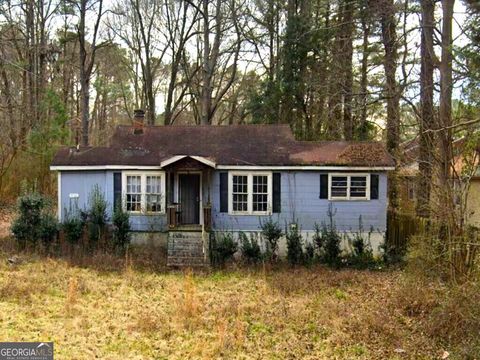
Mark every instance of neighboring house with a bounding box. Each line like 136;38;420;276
50;111;395;265
398;137;480;227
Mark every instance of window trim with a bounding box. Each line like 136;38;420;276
122;171;166;214
328;173;370;201
228;171;272;215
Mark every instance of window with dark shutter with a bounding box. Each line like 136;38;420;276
220;172;228;212
319;173;328;199
272;173;281;213
370;174;379;199
113;172;122;210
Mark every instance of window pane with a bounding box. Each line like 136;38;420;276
126;176;142;212
331;176;348;198
350;176;367;198
233;175;248;212
253;175;268;212
146;175;162;212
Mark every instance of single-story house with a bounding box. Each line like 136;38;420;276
50;111;395;266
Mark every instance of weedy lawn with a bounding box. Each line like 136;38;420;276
0;250;455;360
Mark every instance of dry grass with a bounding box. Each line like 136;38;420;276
0;241;458;360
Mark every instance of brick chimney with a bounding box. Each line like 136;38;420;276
133;109;145;134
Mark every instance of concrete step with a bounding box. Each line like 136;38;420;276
169;232;203;239
167;231;209;267
167;256;208;267
168;249;204;257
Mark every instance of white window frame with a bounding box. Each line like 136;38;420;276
228;171;272;215
328;173;370;201
122;171;166;214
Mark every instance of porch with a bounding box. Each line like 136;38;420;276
162;155;213;267
163;155;214;232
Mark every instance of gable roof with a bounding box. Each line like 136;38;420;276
51;124;395;169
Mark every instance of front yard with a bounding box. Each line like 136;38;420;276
0;249;451;360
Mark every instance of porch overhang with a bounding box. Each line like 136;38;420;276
160;155;216;169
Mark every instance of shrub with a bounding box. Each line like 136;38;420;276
286;223;304;266
304;242;315;266
112;206;131;253
344;216;377;268
240;232;263;264
10;193;51;249
39;214;59;251
210;232;238;267
260;217;283;261
321;205;342;267
86;185;108;246
312;222;324;258
62;211;84;246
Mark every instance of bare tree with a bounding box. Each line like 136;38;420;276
437;0;456;229
416;0;436;218
75;0;107;146
378;0;400;210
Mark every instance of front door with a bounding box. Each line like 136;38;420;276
179;174;200;224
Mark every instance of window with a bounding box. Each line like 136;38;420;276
146;175;162;212
253;175;268;212
232;175;248;212
328;174;370;200
122;172;165;213
126;175;142;211
331;176;348;198
350;176;367;198
229;172;272;214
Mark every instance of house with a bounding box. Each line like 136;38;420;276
50;110;395;266
398;136;480;226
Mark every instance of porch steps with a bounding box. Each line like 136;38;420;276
167;231;209;267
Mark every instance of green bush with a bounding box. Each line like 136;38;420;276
286;223;304;266
240;232;263;264
210;232;238;267
320;205;342;267
112;206;131;253
260;217;283;261
62;211;84;245
87;185;108;245
10;192;54;249
346;217;377;269
39;214;59;250
304;242;315;266
312;222;324;258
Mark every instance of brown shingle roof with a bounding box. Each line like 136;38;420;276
51;124;395;168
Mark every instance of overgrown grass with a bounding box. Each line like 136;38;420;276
0;236;459;360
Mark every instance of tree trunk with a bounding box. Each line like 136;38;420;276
380;0;400;210
201;0;212;125
359;2;370;140
416;0;436;218
79;0;89;147
438;0;455;228
342;0;354;140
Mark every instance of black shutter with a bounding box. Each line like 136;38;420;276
319;173;328;199
220;172;228;212
370;174;379;199
272;173;281;213
113;172;122;210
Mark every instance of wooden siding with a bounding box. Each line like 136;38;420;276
211;171;388;232
58;170;388;233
